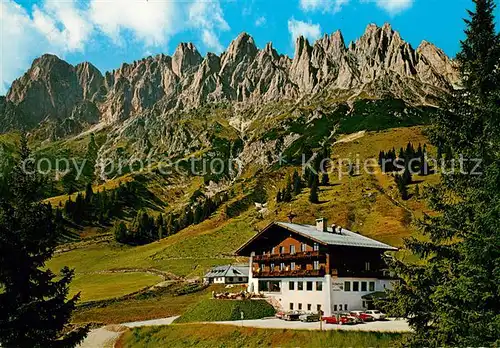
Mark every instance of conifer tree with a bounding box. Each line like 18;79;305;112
309;180;319;204
321;173;329;186
0;137;88;346
386;2;500;346
292;170;302;195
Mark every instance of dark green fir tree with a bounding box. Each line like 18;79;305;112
385;1;500;346
0;137;88;347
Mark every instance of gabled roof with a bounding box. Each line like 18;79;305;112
204;264;250;278
235;221;398;255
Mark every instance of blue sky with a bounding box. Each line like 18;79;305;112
1;0;497;94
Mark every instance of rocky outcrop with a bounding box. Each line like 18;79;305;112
1;24;459;136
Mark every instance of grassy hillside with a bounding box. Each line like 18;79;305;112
73;283;222;325
69;273;163;302
118;324;404;348
175;299;275;323
41;125;438;324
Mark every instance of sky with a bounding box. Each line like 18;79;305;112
0;0;497;94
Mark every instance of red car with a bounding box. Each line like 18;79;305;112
350;311;375;322
322;315;356;325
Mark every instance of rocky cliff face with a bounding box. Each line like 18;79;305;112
1;23;458;135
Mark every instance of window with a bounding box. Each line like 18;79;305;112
316;281;323;291
301;243;307;252
353;281;359;291
289;281;295;291
290;245;296;254
317;304;322;311
238;277;243;282
279;246;285;254
298;303;302;310
339;304;343;311
228;277;233;282
258;280;281;293
297;281;304;291
369;281;375;292
306;281;313;291
271;247;276;254
361;282;367;292
307;304;312;311
345;304;348;311
270;263;275;271
365;261;371;271
362;301;366;308
291;262;296;270
313;243;319;251
290;303;294;310
260;264;265;271
334;304;337;312
313;261;320;270
344;281;351;291
280;262;285;271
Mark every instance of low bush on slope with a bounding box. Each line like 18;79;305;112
174;299;275;323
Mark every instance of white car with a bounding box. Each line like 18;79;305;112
364;310;387;320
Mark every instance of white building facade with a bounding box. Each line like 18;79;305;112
237;219;398;316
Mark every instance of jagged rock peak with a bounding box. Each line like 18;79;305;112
226;32;258;57
172;42;203;77
317;30;346;56
294;36;313;58
75;62;104;100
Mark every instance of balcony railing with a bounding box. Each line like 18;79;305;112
253;251;325;262
253;268;326;278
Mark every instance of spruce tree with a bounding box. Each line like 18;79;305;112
292;170;302;195
386;2;500;346
321;173;329;186
309;180;319;204
0;137;88;347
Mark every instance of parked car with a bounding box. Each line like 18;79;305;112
299;313;320;322
283;311;302;321
322;315;357;325
350;311;375;322
364;310;387;320
342;313;362;324
275;311;285;319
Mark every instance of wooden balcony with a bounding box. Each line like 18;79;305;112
253;251;325;262
253;268;326;278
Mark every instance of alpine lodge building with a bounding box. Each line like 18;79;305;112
235;218;398;316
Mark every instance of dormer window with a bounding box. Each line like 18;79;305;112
290;245;296;254
313;243;319;251
301;243;307;252
279;246;285;254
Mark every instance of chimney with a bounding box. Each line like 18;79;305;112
316;218;327;232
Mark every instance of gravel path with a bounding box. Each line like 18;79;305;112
214;318;412;332
77;316;410;347
77;316;180;348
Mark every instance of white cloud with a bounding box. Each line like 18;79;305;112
0;0;231;94
288;18;322;45
299;0;349;13
0;0;91;94
89;0;179;46
300;0;413;15
255;16;266;27
188;0;230;53
370;0;414;14
36;0;93;51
